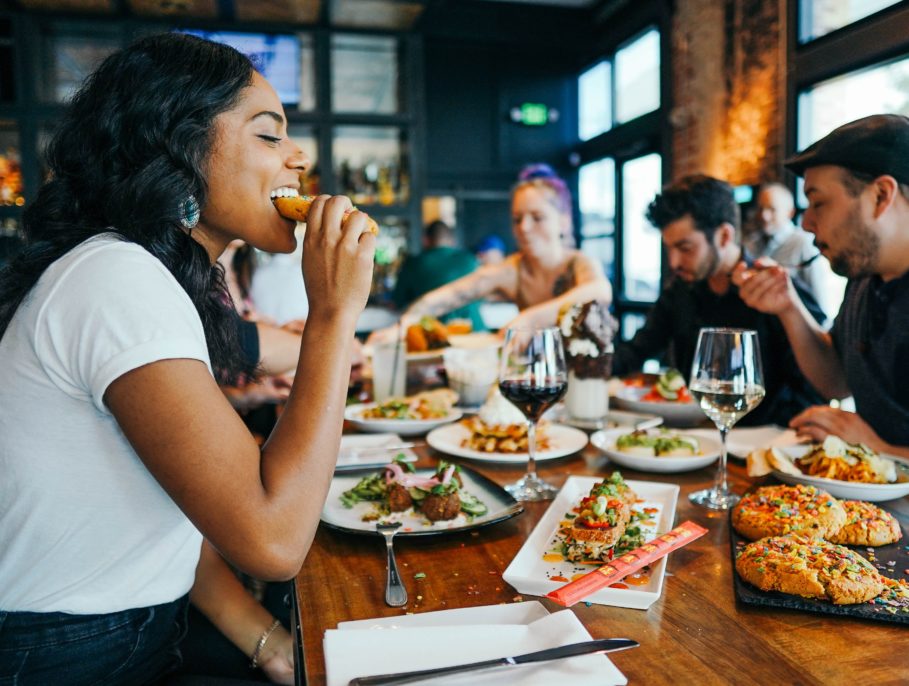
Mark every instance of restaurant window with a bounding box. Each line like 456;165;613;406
621;153;662;303
614;28;660;125
578;157;615;280
578;61;611;141
576;27;660;141
331;34;399;114
40;30;120;103
797;54;909;150
799;0;903;43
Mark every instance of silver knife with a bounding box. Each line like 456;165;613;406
346;638;639;686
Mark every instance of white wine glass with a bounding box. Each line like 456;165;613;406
688;328;765;510
498;327;568;501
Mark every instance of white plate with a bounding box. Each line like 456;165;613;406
590;428;720;473
611;384;706;427
335;433;418;472
503;476;679;609
771;444;909;502
425;422;588;464
344;403;462;436
324;605;627;686
320;463;522;536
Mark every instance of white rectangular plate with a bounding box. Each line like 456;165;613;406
336;433;417;471
324;605;627;686
503;476;679;609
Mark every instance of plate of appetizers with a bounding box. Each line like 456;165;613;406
611;369;706;427
321;459;523;536
502;473;679;609
750;435;909;502
345;390;462;436
590;428;720;473
425;421;588;464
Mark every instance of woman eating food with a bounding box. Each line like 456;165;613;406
0;33;374;682
369;164;612;341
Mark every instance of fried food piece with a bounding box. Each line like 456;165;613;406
827;500;902;547
735;535;886;605
731;484;847;541
273;195;379;235
420;492;461;522
386;483;413;513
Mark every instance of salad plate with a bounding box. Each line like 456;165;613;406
425;422;588;464
320;463;523;536
590;428;720;473
344;403;462;436
502;476;679;609
611;384;705;427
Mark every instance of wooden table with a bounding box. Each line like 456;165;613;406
295;442;909;685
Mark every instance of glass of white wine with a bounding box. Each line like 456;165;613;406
688;328;765;510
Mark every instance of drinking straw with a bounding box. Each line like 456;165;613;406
547;520;708;607
389;319;404;399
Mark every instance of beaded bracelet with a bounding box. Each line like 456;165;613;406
250;618;282;669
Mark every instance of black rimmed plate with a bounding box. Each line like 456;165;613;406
320;463;523;537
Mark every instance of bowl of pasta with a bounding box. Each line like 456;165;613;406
756;436;909;502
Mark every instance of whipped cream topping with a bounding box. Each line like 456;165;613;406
478;388;526;427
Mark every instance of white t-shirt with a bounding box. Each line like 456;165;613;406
0;234;211;614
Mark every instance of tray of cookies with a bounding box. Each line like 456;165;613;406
729;483;909;624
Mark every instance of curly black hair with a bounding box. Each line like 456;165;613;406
645;174;740;242
0;32;257;382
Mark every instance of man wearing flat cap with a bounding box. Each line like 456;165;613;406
734;114;909;457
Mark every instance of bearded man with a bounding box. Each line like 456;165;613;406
613;174;825;426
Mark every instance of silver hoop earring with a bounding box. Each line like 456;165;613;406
180;195;200;229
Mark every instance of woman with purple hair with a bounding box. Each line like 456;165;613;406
372;164;611;337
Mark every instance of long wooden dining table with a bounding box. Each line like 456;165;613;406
294;432;908;685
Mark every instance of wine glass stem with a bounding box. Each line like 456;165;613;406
714;426;730;497
526;420;538;480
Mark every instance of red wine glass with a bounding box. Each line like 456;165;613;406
498;326;568;501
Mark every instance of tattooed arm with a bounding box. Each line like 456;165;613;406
505;252;612;330
365;260;516;344
403;260;516;321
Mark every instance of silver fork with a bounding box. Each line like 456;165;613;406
376;522;407;607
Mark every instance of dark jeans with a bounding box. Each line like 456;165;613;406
0;595;188;685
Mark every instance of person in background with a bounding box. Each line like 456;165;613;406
250;226;310;328
744;182;843;320
370;163;611;341
473;233;507;266
734;114;909;456
0;33;374;682
612;174;825;427
392;219;485;331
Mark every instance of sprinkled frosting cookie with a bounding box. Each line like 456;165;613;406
731;484;846;541
735;535;886;605
827;500;902;547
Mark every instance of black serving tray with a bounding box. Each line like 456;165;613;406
730;503;909;625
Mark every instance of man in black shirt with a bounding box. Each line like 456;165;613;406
735;114;909;456
613;174;825;427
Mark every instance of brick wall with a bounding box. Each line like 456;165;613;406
670;0;785;186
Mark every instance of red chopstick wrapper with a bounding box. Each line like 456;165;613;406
547;520;709;607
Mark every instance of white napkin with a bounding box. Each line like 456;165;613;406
336;433;417;469
324;608;627;686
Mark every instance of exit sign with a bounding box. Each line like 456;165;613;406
510;103;560;126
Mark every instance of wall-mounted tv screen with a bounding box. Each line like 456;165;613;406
179;30;300;105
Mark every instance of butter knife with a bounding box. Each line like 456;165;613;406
347;638;639;686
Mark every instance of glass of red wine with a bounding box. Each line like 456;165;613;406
498;326;568;501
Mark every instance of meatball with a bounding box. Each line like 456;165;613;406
420;492;461;522
387;483;413;512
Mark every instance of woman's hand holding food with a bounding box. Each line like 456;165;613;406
301;195;375;323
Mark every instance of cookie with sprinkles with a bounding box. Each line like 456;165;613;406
827;500;902;547
731;484;846;541
735;535;886;604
